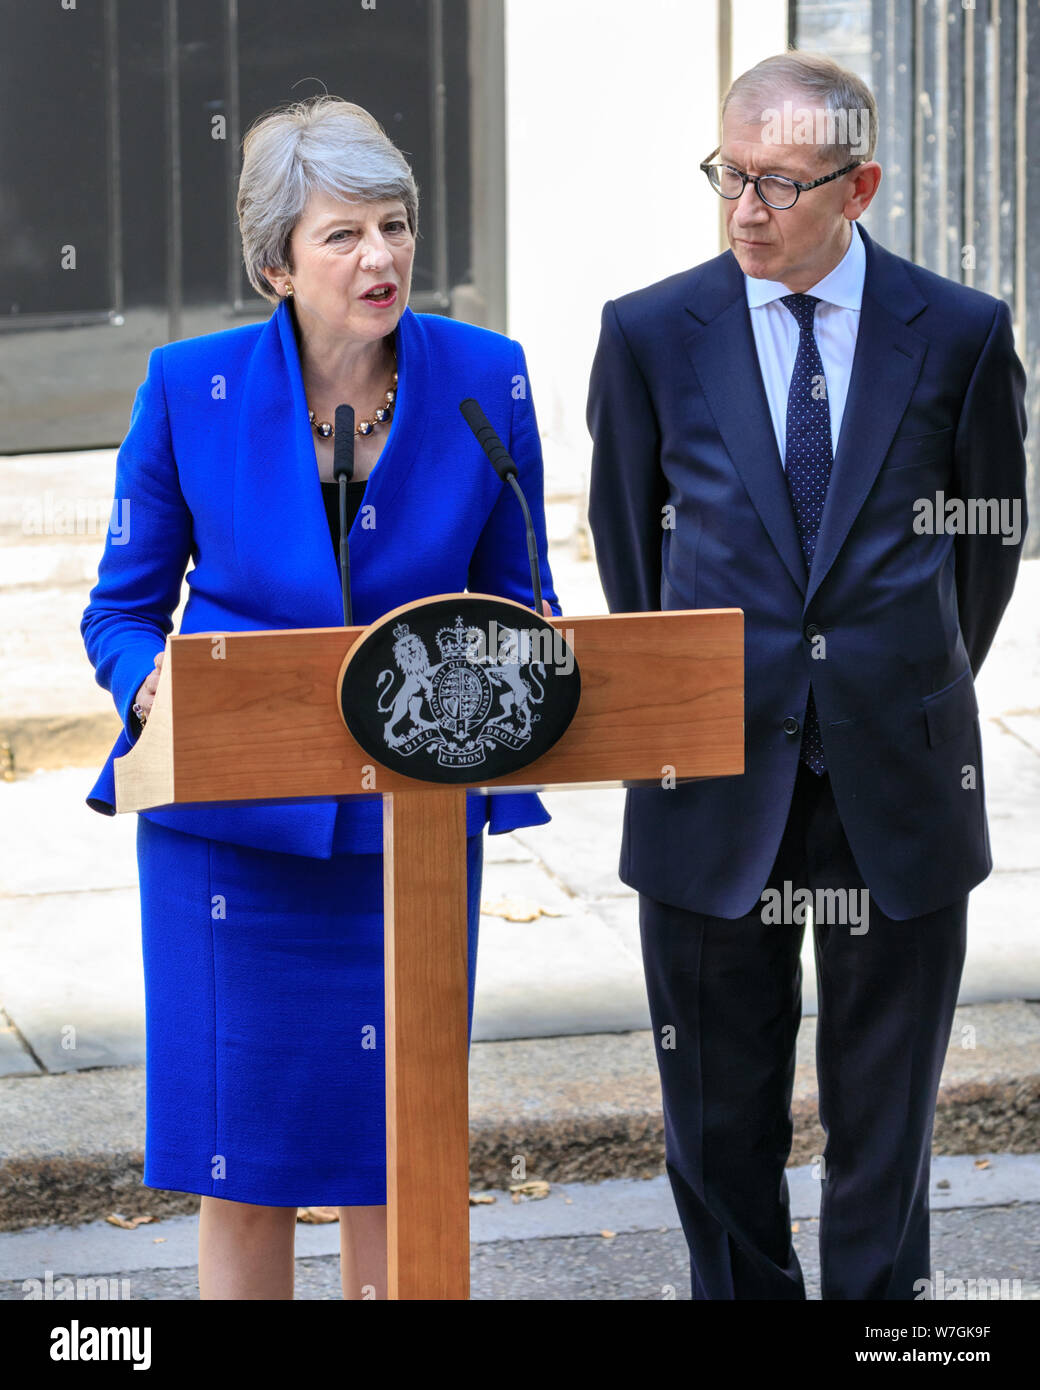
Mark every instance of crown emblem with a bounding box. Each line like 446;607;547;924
433;619;486;661
436;615;472;660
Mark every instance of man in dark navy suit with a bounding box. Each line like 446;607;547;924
587;52;1027;1300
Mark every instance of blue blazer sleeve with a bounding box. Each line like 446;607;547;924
80;346;194;746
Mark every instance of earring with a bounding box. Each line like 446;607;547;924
285;282;294;299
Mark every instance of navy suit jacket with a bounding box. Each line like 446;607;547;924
82;299;559;855
587;221;1028;921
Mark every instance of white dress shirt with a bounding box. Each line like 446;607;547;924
745;218;866;466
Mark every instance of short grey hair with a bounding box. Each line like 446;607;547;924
237;95;419;304
722;51;878;169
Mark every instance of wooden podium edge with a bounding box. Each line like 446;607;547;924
113;638;175;812
111;606;744;811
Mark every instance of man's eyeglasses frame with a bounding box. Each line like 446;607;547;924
700;147;863;209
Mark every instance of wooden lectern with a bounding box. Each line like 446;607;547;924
114;598;743;1299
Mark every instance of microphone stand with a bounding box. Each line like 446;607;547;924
458;397;543;614
503;475;542;616
333;404;355;626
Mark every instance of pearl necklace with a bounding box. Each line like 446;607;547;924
307;356;398;439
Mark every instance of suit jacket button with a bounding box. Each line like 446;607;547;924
783;716;800;736
805;623;822;640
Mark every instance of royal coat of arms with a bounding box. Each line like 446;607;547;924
376;615;545;769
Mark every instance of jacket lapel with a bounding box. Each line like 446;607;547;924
683;256;808;595
683;224;929;607
231;300;429;629
805;224;928;606
231;299;340;626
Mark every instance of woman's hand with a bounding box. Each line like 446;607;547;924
133;651;164;726
541;599;555;619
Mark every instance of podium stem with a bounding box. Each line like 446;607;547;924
383;787;470;1300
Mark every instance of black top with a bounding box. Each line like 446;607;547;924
320;479;368;555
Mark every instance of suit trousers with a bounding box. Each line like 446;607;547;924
638;758;968;1300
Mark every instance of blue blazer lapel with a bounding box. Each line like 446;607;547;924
232;299;342;627
683;257;808;596
347;306;431;624
231;300;430;629
806;224;928;606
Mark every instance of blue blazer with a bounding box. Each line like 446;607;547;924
82;299;560;855
587;221;1028;921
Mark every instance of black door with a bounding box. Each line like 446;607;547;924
0;0;476;451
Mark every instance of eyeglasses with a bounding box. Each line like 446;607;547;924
699;147;862;209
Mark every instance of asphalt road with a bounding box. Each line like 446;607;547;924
7;1205;1031;1302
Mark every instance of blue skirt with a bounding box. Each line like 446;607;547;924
136;816;483;1208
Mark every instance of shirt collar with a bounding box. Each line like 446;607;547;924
744;218;865;311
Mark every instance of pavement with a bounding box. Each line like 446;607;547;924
2;1156;1039;1300
1;448;1039;1239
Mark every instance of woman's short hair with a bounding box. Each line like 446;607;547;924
722;51;878;170
237;95;419;303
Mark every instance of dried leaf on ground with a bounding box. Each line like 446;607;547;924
600;1229;616;1239
509;1179;551;1203
974;1159;990;1170
105;1214;156;1230
480;898;564;923
469;1192;497;1206
297;1206;339;1224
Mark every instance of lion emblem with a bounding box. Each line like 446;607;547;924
485;626;545;738
376;624;438;748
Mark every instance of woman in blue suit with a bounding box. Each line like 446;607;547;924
80;96;559;1300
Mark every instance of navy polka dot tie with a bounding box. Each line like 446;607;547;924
781;292;832;776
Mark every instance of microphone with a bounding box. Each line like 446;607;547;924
333;406;355;482
459;398;543;615
334;405;355;625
